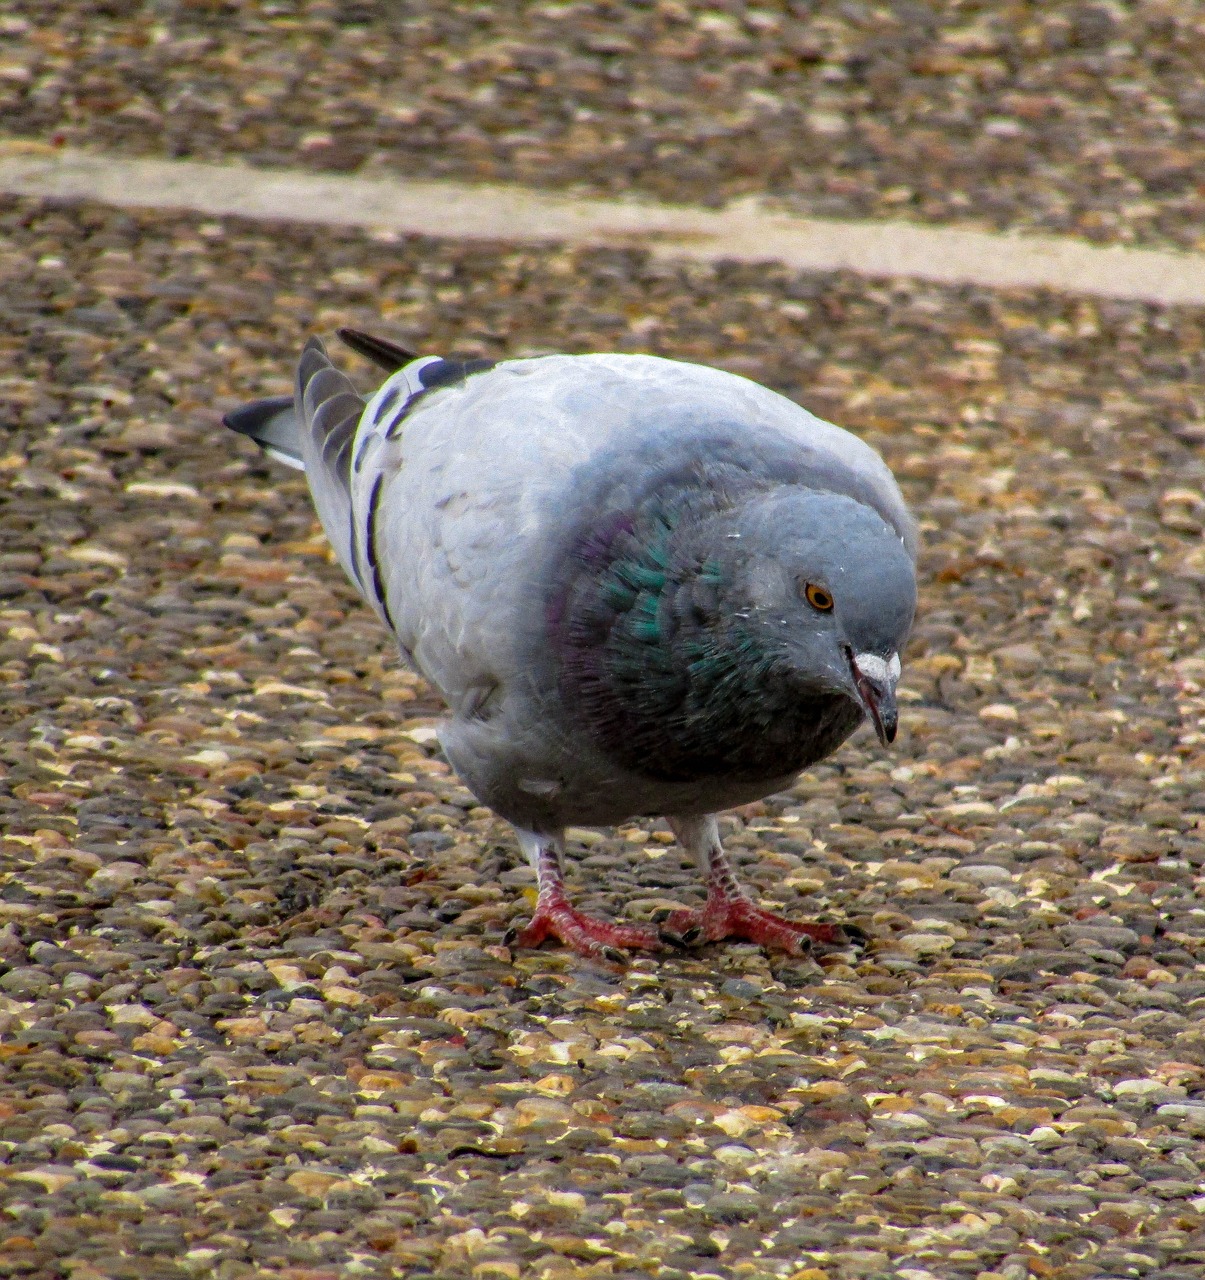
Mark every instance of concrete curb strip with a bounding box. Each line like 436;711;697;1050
2;147;1204;307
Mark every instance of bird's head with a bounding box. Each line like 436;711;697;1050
713;489;917;746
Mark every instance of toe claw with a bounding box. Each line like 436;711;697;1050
659;924;704;947
502;924;521;947
839;922;868;946
600;946;629;966
650;908;672;923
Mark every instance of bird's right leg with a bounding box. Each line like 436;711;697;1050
504;828;663;962
657;814;849;954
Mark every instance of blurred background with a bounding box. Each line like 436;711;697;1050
3;0;1203;248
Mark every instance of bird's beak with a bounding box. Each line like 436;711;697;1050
848;650;901;747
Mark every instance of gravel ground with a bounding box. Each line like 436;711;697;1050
2;2;1205;252
1;195;1204;1279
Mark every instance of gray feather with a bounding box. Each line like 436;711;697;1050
292;338;369;595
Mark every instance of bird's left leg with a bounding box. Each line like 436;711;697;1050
657;814;848;955
504;827;663;961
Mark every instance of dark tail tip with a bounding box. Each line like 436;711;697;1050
222;395;303;468
337;326;418;373
223;395;293;440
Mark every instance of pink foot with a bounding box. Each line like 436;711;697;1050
505;893;663;962
658;894;849;956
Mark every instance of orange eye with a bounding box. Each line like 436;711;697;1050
803;582;834;612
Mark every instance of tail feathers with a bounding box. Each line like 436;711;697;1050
297;338;365;504
295;337;369;592
222;396;305;470
337;326;417;373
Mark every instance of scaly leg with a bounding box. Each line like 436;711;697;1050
657;815;848;955
504;828;663;962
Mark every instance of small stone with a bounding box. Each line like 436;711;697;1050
286;1170;342;1197
993;643;1043;672
948;864;1013;886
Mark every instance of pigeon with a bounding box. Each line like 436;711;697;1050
223;328;917;961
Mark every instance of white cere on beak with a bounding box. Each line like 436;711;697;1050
854;652;900;686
